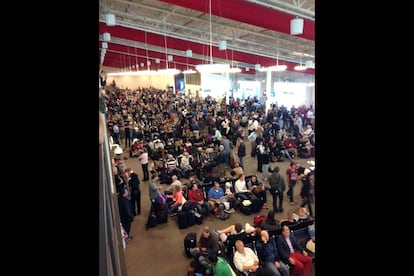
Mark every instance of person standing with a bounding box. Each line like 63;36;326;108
269;166;286;213
138;147;149;181
128;169;141;216
118;187;134;240
285;161;299;205
148;175;167;206
256;140;265;172
113;123;120;145
300;170;314;217
236;137;246;169
261;147;272;180
124;120;132;149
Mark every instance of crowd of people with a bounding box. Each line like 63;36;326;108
186;210;315;276
101;84;316;274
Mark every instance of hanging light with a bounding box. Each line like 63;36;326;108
290;17;304;35
259;42;286;72
107;32;158;76
219;40;227;50
142;31;156;75
105;13;116;26
305;60;315;68
183;49;196;74
102;32;111;42
195;0;230;74
158;17;181;75
228;51;241;73
294;52;307;71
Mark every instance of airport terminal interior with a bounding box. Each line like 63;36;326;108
98;1;316;275
121;141;315;276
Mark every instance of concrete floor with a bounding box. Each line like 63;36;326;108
120;139;315;276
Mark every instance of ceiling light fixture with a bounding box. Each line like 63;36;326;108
196;0;230;74
305;60;315;68
142;31;156;75
107;32;159;76
228;50;241;73
219;40;227;50
183;49;196;74
294;52;307;71
259;41;286;72
290;2;304;35
102;32;111;42
105;13;116;26
290;17;304;35
158;17;181;75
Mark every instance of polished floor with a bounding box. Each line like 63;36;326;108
119;139;315;276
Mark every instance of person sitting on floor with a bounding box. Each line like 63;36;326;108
234;174;253;200
293;207;313;224
188;182;210;217
189;226;220;264
129;138;143;157
259;210;279;231
205;254;236;276
279;210;299;228
231;162;244;179
167;184;186;215
207;181;226;215
179;151;193;178
247;174;269;209
223;182;237;213
214;222;245;243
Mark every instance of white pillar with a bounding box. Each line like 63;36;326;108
225;71;230;105
265;70;272;112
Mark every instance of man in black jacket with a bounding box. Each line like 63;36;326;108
118;187;134;240
269;166;286;213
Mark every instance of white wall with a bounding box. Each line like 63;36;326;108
102;66;175;91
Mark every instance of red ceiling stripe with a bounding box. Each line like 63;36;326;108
158;0;314;40
100;23;314;75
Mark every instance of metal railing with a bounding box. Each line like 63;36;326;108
99;111;128;276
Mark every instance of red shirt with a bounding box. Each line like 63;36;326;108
188;188;205;204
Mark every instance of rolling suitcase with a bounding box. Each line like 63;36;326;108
184;232;197;257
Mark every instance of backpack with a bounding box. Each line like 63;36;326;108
253;215;268;228
218;203;230;220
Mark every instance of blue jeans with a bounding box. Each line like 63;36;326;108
287;181;296;202
262;164;269;179
264;261;290;276
239;156;244;168
196;201;211;217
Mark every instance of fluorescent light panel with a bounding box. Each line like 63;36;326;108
258;65;287;72
196;63;230;73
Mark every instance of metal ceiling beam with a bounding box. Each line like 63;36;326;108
100;5;314;63
99;0;314;71
247;0;315;20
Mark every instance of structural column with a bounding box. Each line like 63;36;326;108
265;70;272;112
